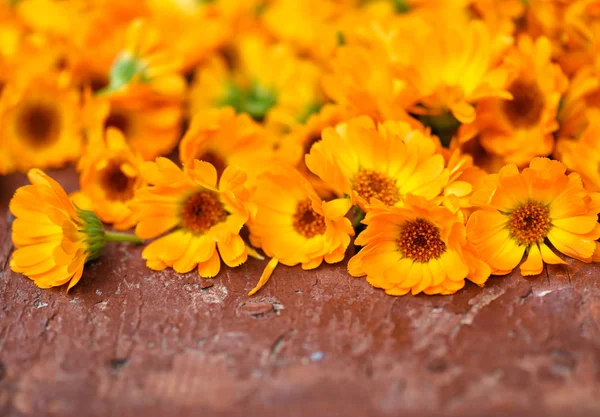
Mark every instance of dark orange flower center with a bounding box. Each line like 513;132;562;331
508;201;551;245
398;218;446;263
16;102;62;147
181;190;228;234
293;200;326;238
503;80;546;129
100;163;136;201
352;169;399;206
196;150;227;177
303;133;321;156
105;109;131;136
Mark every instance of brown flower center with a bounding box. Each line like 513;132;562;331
99;163;136;201
16;102;62;147
293;200;326;238
508;201;551;245
502;80;546;129
181;190;228;234
352;169;400;206
397;218;446;263
105;109;131;136
196;150;227;177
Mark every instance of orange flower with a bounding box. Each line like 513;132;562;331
179;107;273;186
0;71;83;172
348;196;490;296
72;127;145;230
467;158;600;276
472;36;568;166
555;121;600;192
247;165;354;295
10;169;142;290
130;158;256;277
305;116;449;210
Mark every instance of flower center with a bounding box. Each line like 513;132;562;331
181;190;227;234
352;169;400;206
16;102;62;147
105;109;131;136
196;150;227;177
397;218;446;263
99;163;136;201
502;80;546;129
508;201;551;245
293;200;326;238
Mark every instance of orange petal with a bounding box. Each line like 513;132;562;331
248;258;279;296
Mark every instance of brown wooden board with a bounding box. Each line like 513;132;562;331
1;169;600;417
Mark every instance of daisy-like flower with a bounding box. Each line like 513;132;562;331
130;157;256;277
348;195;490;296
189;34;324;131
10;169;142;290
555;121;600;192
472;36;568;166
305;116;449;210
467;158;600;276
247;165;354;295
0;71;83;171
179;107;273;186
276;104;349;198
71;127;145;230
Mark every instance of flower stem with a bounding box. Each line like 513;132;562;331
104;231;144;245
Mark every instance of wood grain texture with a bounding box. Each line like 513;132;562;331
1;169;600;417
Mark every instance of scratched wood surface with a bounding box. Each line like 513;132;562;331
1;168;600;417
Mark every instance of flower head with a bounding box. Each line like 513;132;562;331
305;116;449;209
247;165;354;294
130;157;256;277
348;196;490;296
72;127;146;230
467;158;600;276
179;107;273;187
10;169;141;290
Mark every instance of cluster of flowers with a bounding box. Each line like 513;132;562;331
4;0;600;296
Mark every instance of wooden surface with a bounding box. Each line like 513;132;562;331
1;169;600;417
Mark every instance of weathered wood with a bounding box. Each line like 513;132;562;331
1;169;599;417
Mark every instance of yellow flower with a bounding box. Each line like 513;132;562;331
97;91;183;160
179;107;273;186
189;34;324;131
0;71;83;172
397;20;513;124
247;165;354;295
472;36;568;166
276;104;349;198
130;157;256;277
72;127;145;230
555;121;600;192
305;116;449;210
348;195;490;296
10;169;142;290
467;158;600;276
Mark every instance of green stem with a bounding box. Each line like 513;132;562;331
104;231;144;245
352;205;366;230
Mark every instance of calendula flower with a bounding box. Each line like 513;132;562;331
473;36;568;166
276;104;349;198
10;169;142;290
179;107;273;186
558;0;600;75
130;157;256;277
305;116;449;210
397;20;512;125
189;34;324;131
467;158;600;276
555;121;600;192
247;165;354;295
557;64;600;141
0;71;83;172
98;91;183;160
100;19;186;98
71;127;145;230
348;195;490;296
